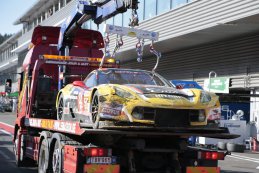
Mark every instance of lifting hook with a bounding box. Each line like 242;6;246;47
112;35;123;58
150;41;162;74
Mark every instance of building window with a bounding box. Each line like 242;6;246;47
98;23;105;34
91;21;98;31
123;10;131;27
60;0;64;8
172;0;188;9
144;0;156;20
157;0;171;15
137;0;144;22
42;12;45;21
114;14;122;26
55;3;59;12
82;21;91;29
106;18;113;25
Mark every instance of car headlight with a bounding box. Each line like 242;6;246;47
113;87;134;99
200;91;211;103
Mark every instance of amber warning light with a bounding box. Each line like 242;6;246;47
41;55;117;64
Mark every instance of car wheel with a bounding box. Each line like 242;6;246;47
57;94;64;120
91;92;100;129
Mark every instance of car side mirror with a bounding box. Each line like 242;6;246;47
72;81;88;89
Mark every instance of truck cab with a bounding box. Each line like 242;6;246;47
17;26;106;120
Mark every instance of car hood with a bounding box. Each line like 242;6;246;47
124;84;193;98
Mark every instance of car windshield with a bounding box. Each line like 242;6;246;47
98;69;170;86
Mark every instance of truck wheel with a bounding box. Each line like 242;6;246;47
14;137;24;167
38;139;50;173
57;94;64;120
14;131;33;167
91;92;100;129
50;140;63;173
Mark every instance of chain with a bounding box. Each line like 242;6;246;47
136;39;145;62
112;35;123;58
104;34;111;57
150;41;162;73
99;34;111;68
129;9;139;27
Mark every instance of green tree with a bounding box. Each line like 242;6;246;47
0;33;12;45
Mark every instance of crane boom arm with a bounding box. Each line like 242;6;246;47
58;0;138;53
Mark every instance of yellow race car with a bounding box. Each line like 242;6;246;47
56;68;220;129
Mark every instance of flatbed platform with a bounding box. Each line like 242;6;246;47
25;118;239;139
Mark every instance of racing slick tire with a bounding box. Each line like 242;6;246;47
57;94;64;120
91;91;101;129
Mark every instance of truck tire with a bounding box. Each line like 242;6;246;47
218;141;226;150
14;137;25;167
38;139;50;173
91;91;100;129
226;143;238;152
57;94;64;120
14;131;34;167
49;135;64;173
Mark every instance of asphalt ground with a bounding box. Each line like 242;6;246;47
0;129;37;173
1;112;259;173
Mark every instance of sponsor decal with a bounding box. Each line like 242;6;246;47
224;123;241;128
63;107;69;114
46;60;90;66
145;87;180;94
78;92;84;112
72;88;84;96
144;94;183;99
101;103;122;116
28;119;77;133
208;107;221;120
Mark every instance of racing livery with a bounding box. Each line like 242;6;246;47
56;68;220;128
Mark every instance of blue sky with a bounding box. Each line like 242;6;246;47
0;0;38;35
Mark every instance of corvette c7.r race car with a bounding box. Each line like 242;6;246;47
56;68;220;129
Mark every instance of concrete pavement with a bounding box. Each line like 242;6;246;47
1;112;259;173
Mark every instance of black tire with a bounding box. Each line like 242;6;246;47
50;140;63;173
38;139;50;173
218;141;226;150
227;142;245;153
227;143;239;152
14;132;34;167
57;94;64;120
14;137;23;167
91;91;100;129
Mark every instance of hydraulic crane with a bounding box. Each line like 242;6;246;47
57;0;161;89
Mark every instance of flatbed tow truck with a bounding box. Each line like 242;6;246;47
13;1;238;173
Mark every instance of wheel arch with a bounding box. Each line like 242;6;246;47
56;91;63;109
90;88;98;104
